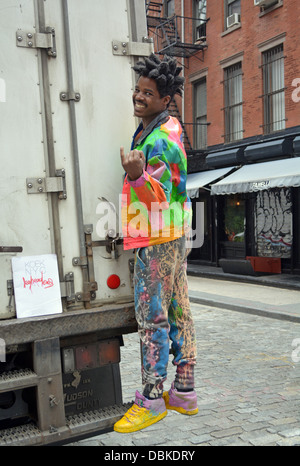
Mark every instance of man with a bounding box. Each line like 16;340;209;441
114;54;197;433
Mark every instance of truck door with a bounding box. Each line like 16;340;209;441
0;0;153;318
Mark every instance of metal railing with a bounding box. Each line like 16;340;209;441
154;15;208;58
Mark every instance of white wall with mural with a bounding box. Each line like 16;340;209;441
255;188;292;258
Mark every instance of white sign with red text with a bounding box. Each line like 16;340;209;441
12;254;62;319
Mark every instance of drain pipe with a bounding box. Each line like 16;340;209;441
61;0;90;306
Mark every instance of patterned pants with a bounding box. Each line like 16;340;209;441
134;236;196;399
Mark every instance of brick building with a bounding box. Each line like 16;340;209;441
146;0;300;275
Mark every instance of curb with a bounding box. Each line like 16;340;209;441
189;292;300;323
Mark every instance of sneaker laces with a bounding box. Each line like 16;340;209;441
124;404;146;422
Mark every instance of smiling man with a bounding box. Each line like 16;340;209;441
114;54;198;434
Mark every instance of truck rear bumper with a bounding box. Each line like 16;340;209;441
0;303;136;445
1;302;136;346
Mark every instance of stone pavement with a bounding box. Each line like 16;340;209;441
68;277;300;447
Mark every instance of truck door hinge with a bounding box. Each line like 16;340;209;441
16;27;57;57
112;38;153;57
26;169;67;199
60;272;75;303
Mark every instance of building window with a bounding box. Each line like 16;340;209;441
258;0;282;14
225;0;241;29
262;44;285;134
223;62;243;143
194;0;207;41
194;79;207;149
227;0;241;15
164;0;175;17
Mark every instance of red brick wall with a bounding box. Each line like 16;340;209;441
181;0;300;148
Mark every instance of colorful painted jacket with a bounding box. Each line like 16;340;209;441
121;111;192;250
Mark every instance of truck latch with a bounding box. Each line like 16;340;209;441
16;27;57;57
72;226;123;304
91;230;123;259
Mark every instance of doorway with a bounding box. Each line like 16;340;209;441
219;194;246;259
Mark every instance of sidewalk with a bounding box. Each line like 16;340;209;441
187;263;300;291
187;265;300;323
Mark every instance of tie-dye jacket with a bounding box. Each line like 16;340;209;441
121;114;192;250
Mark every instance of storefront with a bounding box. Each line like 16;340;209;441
186;167;235;263
187;157;300;274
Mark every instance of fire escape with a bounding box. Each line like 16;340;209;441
145;1;208;59
145;1;164;29
145;1;208;152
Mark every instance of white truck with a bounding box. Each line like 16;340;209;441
0;0;153;445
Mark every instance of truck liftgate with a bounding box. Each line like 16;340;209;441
0;0;151;445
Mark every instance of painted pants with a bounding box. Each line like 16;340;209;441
134;236;196;399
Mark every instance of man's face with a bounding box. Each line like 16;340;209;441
132;76;171;127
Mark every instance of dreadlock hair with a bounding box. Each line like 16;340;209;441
133;53;184;100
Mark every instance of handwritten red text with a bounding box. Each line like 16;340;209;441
22;272;54;292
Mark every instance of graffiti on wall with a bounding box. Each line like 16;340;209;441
255;188;292;258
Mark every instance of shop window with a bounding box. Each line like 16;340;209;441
223;195;245;243
219;195;245;259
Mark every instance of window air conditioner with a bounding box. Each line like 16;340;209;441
254;0;277;7
226;13;241;29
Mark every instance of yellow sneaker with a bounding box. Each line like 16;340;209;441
114;391;167;433
163;382;198;415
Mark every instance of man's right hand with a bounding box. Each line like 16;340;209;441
120;147;146;181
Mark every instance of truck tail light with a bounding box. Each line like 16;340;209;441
99;339;120;365
107;274;121;289
75;344;97;370
62;338;120;373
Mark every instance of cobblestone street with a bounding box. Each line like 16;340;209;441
70;279;300;447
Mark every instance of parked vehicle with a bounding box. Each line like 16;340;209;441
0;0;153;445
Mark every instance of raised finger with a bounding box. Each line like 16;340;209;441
120;146;125;162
